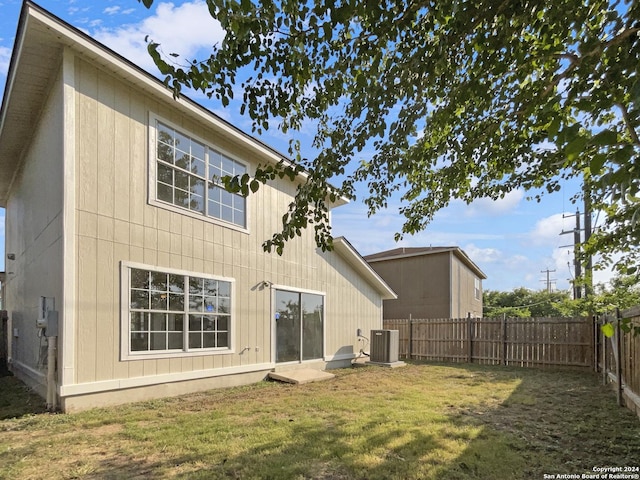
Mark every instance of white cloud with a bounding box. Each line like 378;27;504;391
462;243;502;263
93;1;225;73
529;213;574;247
0;46;11;77
465;189;524;217
122;8;136;15
103;6;121;15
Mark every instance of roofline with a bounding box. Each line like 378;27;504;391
1;1;349;206
365;247;487;279
332;237;398;300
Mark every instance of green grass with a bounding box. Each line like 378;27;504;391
1;363;639;479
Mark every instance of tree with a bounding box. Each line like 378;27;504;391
137;0;640;267
586;272;640;335
483;288;573;318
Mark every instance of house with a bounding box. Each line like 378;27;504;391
364;247;486;319
0;2;396;412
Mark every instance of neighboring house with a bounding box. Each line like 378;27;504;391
0;2;396;411
364;247;486;319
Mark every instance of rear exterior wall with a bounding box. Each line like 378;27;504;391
61;55;382;410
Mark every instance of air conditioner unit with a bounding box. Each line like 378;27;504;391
370;329;399;364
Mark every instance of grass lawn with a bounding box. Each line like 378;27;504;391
1;362;639;480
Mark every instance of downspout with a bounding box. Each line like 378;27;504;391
46;335;57;411
44;309;59;411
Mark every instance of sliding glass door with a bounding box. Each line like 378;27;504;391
275;289;324;363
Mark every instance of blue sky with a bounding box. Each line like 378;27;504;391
0;0;613;292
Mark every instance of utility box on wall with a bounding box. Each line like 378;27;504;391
370;329;399;364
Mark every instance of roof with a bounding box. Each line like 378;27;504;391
0;1;348;208
364;246;487;279
333;237;397;300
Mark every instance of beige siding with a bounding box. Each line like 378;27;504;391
371;251;483;320
451;256;483;318
371;253;452;319
71;57;381;390
4;67;65;392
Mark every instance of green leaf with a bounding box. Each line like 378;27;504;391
250;179;260;193
547;118;561;138
591;129;618;147
601;323;615;338
565;136;587;161
589;154;607;175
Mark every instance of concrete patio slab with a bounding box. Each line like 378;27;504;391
268;369;335;385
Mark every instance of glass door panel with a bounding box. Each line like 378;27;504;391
275;289;324;363
302;293;323;360
275;290;301;363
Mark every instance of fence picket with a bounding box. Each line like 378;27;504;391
383;316;595;369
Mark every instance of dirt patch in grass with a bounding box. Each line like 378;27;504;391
1;363;639;480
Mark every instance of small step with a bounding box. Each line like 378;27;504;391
268;368;335;385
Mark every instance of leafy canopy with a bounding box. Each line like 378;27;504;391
137;0;639;268
483;288;573;318
484;275;640;335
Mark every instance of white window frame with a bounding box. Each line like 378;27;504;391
120;261;236;361
474;277;481;300
148;113;250;233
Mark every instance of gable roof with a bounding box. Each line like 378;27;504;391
364;246;487;279
0;1;348;208
333;237;397;300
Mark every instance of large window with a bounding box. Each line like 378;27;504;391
124;263;233;357
152;118;247;228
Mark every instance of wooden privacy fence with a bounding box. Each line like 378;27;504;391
383;316;595;369
598;307;640;419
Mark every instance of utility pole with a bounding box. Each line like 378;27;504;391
574;209;582;299
560;210;583;300
540;269;556;293
558;181;593;301
583;183;593;299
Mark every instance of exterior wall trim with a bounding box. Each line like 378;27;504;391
59;362;275;397
11;359;46;385
325;352;357;362
61;47;76;387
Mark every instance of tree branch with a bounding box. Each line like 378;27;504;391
617;102;640;146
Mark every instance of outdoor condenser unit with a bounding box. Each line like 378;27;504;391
370;329;399;364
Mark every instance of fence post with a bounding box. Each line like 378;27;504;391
592;315;598;373
408;314;413;360
467;313;473;363
501;314;507;366
616;308;623;407
601;316;607;385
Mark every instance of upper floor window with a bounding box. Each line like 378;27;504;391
151;117;247;228
474;277;481;300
